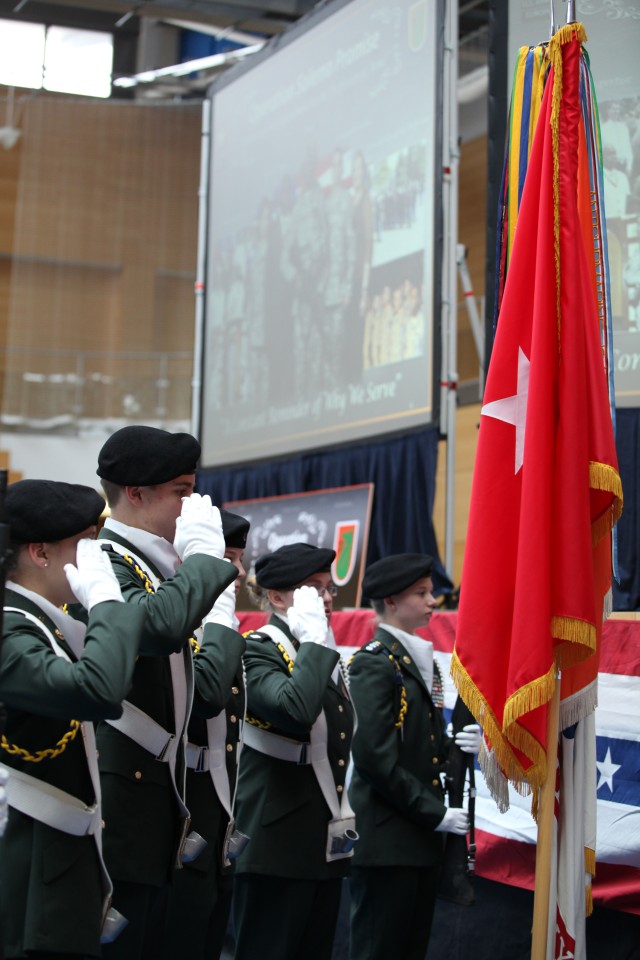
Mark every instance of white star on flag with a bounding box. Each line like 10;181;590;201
596;746;621;793
481;346;530;474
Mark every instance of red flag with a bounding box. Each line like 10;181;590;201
451;25;622;801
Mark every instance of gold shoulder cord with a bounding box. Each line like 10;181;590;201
347;648;407;729
120;551;201;653
1;621;81;762
390;655;408;729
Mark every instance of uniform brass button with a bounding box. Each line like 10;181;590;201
134;771;142;780
96;750;100;758
101;820;106;829
338;759;345;767
339;732;346;740
230;715;237;723
337;784;343;793
231;686;239;695
338;705;344;712
432;756;439;764
432;779;440;787
226;743;233;753
430;735;435;742
403;656;412;665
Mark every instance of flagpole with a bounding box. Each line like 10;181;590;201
530;673;561;960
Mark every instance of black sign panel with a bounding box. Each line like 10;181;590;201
224;483;374;610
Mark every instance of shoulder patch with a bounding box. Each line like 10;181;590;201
362;639;384;654
244;630;269;641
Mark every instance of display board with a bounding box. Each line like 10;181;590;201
224;482;374;610
200;0;443;466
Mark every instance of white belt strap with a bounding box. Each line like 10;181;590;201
100;540;193;817
242;724;311;764
105;701;177;762
310;708;355;821
2;764;101;836
186;617;235;817
185;711;232;816
249;623;355;822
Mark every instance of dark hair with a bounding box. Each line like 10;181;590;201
371;598;386;617
100;479;123;508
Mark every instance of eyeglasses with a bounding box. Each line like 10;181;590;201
315;583;338;598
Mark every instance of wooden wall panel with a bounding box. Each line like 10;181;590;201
0;92;202;377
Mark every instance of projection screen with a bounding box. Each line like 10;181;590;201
199;0;442;467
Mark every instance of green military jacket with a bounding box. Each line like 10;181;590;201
234;616;354;880
95;529;237;886
0;589;145;959
348;626;451;867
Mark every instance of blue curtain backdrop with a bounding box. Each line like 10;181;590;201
197;425;454;599
612;407;640;611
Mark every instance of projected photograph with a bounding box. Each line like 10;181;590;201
201;0;440;466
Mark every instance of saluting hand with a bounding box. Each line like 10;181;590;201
288;585;329;646
203;562;238;630
64;539;124;611
173;492;225;561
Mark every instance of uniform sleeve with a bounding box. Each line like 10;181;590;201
191;623;246;718
243;635;339;736
349;651;447;828
106;551;237;656
0;602;146;722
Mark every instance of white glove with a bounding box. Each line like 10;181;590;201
454;723;482;755
64;539;124;611
0;766;8;838
435;807;469;835
173;493;225;561
203;577;237;630
287;585;328;646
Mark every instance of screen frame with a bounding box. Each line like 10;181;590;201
198;0;446;469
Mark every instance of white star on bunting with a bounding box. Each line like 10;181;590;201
481;346;530;474
596;746;621;793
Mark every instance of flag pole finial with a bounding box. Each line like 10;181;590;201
566;0;577;23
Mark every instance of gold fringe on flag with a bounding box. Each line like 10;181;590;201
585;846;596;915
586;882;593;916
503;665;557;731
450;651;548;798
551;615;597;657
585;846;596;876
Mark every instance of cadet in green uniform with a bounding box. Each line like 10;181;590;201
161;509;250;960
0;479;147;960
95;426;238;960
347;554;481;960
232;543;355;960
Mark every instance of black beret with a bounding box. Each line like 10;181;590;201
97;426;200;486
362;553;433;599
221;508;250;549
6;480;106;544
255;543;336;589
